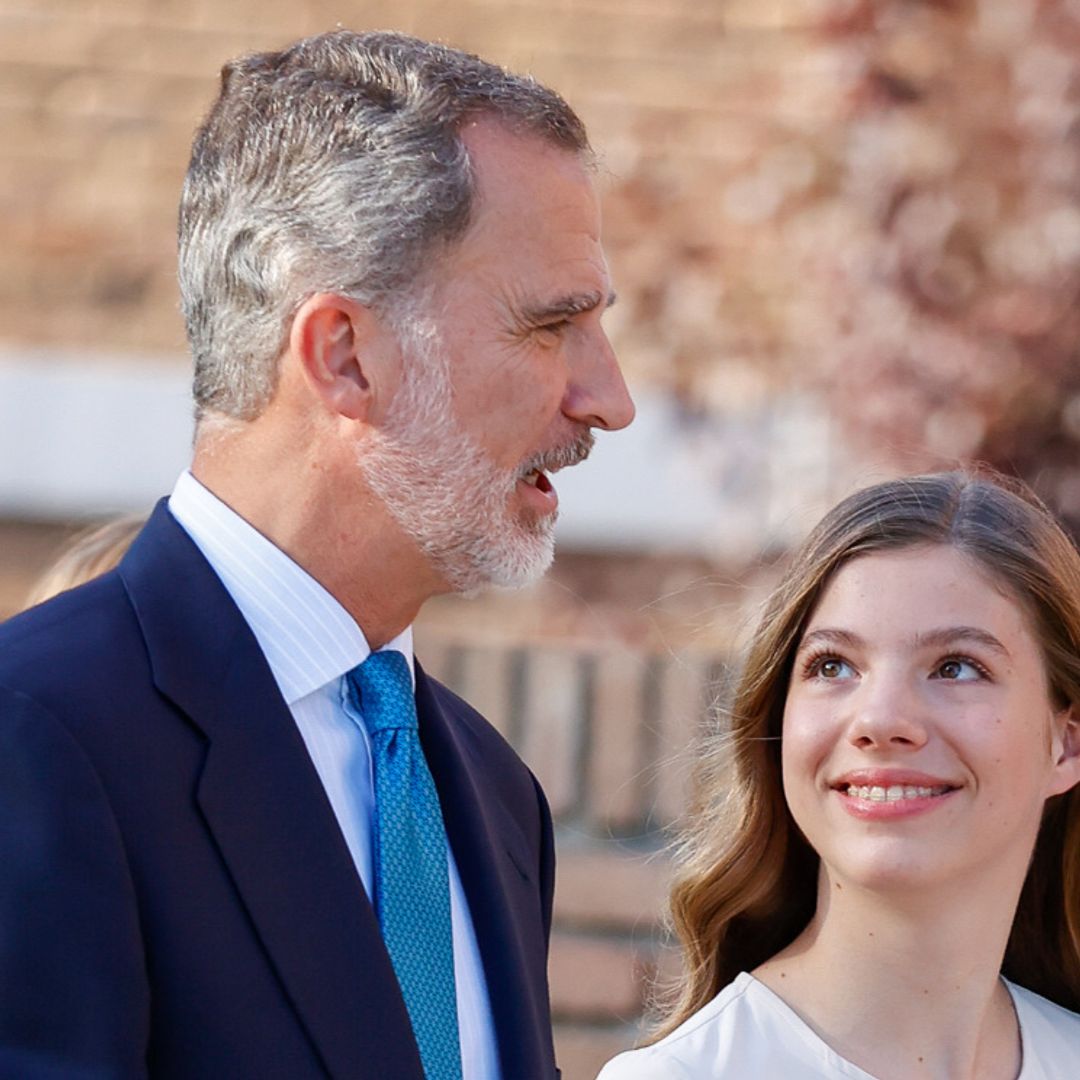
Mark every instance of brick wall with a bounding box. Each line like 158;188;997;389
0;0;834;394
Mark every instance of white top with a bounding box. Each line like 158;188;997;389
597;973;1080;1080
168;470;501;1080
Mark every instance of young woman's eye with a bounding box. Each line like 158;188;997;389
805;654;855;680
933;657;986;681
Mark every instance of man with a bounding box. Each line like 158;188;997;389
0;30;633;1080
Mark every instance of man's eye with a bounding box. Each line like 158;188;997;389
535;319;571;339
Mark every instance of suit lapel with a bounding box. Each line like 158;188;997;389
416;665;555;1080
119;503;424;1080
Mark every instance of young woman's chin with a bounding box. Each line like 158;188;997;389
816;845;953;896
818;829;1041;902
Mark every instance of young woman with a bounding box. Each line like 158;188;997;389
600;470;1080;1078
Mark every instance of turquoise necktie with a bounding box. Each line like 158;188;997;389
346;650;463;1080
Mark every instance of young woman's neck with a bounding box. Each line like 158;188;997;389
754;866;1026;1079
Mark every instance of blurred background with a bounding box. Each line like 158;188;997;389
4;0;1080;1075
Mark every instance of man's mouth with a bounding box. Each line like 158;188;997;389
515;465;558;516
520;431;595;482
520;468;554;493
515;430;595;508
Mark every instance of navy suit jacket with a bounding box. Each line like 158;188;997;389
0;503;559;1079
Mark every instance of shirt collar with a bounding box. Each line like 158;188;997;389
167;470;414;705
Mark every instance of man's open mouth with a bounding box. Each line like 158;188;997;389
519;468;554;493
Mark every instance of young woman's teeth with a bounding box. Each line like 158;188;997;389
845;784;949;802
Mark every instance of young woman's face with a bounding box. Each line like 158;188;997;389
781;544;1080;895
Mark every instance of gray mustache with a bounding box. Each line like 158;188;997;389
524;430;595;476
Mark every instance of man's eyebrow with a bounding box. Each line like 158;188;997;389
520;289;615;323
913;626;1011;657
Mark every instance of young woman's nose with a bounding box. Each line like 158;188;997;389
846;674;930;751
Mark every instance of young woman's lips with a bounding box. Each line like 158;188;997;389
830;774;960;820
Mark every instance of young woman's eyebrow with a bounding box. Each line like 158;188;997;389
912;626;1011;657
797;625;1011;658
796;627;863;653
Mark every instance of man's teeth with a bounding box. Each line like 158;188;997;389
522;470;540;487
844;784;949;802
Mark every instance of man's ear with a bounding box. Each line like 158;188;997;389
289;293;391;422
1048;705;1080;797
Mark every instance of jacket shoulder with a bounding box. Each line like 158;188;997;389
0;571;144;703
423;670;528;769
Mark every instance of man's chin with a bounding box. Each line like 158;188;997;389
434;525;556;596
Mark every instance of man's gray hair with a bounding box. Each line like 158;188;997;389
178;29;590;421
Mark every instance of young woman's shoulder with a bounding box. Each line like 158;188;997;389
596;974;757;1080
595;973;874;1080
1005;980;1080;1074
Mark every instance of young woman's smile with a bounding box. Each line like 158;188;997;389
829;767;961;820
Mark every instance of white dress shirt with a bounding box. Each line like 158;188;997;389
169;470;501;1080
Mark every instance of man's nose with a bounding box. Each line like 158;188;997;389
562;330;635;431
846;675;930;751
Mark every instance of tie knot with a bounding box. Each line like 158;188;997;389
346;649;417;735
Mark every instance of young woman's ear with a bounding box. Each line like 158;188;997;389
289;293;383;421
1048;705;1080;797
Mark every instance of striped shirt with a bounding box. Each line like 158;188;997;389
169;469;500;1079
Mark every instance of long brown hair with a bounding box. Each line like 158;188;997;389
661;469;1080;1033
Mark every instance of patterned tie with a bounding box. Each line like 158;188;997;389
346;650;463;1080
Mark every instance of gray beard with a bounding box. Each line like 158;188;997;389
357;318;560;593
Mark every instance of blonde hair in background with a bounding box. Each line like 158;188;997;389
657;468;1080;1038
25;513;147;608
